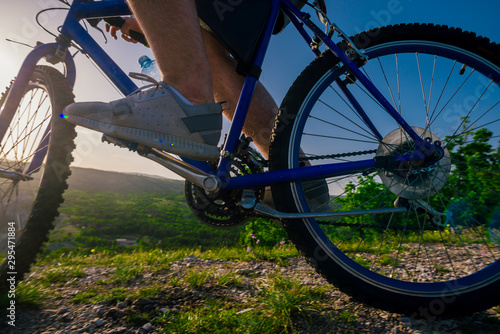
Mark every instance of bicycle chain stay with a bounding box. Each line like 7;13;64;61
315;219;443;231
315;197;446;231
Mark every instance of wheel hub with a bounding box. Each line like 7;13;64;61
376;127;451;200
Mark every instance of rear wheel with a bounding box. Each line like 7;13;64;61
0;66;76;293
270;24;500;315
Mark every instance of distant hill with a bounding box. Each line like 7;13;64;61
67;167;185;194
52;167;245;251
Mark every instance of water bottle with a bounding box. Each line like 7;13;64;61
138;55;161;83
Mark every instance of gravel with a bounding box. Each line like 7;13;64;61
1;256;499;333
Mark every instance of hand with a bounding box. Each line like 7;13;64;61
105;17;143;44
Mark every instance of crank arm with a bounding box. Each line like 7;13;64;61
146;149;221;193
254;202;406;219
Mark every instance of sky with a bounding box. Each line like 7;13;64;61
1;0;499;180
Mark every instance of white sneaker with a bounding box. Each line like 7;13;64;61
63;80;223;161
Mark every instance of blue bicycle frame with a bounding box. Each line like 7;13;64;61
0;0;430;193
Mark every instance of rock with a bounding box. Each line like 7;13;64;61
94;318;105;327
98;299;115;307
93;307;106;317
236;308;254;315
400;316;412;326
80;324;96;333
133;298;157;308
117;302;127;309
184;255;199;261
235;268;252;275
58;311;73;323
140;322;153;332
106;328;128;334
105;308;127;319
106;327;128;334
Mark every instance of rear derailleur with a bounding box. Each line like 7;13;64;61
394;197;447;229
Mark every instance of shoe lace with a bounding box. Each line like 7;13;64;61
128;72;163;97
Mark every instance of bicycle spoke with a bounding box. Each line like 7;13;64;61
416;52;430;126
308;114;377;142
428;60;457;124
377;57;399;112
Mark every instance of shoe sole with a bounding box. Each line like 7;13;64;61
67;115;220;161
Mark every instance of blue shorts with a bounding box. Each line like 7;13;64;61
196;0;305;70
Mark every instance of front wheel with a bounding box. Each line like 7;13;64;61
0;66;76;294
270;24;500;316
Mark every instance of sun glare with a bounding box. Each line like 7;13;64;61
0;51;20;90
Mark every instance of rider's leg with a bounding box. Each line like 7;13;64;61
128;0;278;157
202;30;278;158
64;0;223;160
127;0;214;105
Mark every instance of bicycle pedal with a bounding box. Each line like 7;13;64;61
101;134;151;156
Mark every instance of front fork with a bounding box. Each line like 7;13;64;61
0;42;76;180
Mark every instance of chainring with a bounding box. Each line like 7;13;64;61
185;138;265;229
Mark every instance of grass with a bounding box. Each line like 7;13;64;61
150;274;329;334
214;272;243;288
328;227;491;257
40;266;85;284
185;269;213;288
36;244;299;269
5;239;500;333
338;309;358;323
9;245;298;305
259;275;326;332
5;245;339;333
111;265;145;284
69;288;100;303
376;254;398;266
160;301;262;333
12;284;46;307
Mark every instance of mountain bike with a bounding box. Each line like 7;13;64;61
1;0;499;316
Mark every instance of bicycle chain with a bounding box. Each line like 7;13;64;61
293;149;442;231
298;149;377;162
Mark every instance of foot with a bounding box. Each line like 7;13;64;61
63;81;223;161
